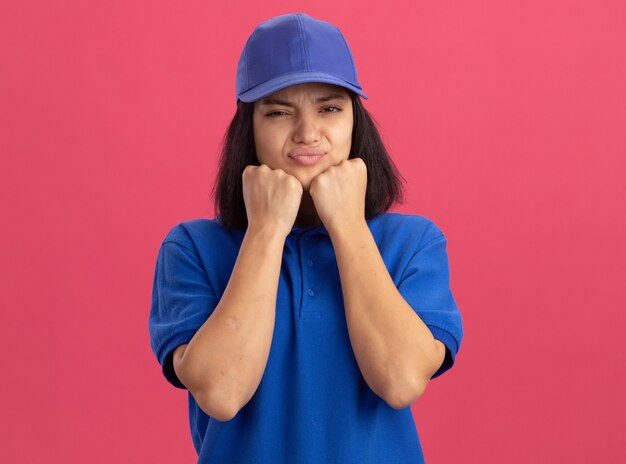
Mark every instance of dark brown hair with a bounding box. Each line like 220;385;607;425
210;90;406;231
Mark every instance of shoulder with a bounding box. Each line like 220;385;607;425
160;216;245;256
370;212;445;246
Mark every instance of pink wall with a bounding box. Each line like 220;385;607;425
2;1;625;462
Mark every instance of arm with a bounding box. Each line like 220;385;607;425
174;225;285;421
329;220;447;410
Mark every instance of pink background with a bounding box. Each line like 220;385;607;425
2;1;625;462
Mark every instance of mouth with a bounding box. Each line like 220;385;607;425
288;154;325;166
288;149;326;167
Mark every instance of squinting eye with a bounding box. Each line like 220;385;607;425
265;107;342;118
266;111;287;118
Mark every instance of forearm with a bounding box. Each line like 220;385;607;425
329;220;444;408
178;225;285;419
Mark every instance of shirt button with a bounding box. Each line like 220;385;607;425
307;288;315;297
306;259;314;267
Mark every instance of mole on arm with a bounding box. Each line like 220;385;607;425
225;317;241;331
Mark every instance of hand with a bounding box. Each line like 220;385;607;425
242;164;303;237
308;157;368;235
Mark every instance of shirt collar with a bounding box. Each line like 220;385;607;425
289;215;380;238
290;223;329;237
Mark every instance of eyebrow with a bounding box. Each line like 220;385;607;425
259;93;347;107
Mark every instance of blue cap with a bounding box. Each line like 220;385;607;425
236;13;368;104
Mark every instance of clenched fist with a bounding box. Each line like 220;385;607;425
242;164;303;238
309;158;368;235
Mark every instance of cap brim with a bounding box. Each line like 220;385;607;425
237;71;368;103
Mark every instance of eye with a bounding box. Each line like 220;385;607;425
266;111;288;118
322;106;342;113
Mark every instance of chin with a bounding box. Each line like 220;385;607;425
287;172;310;191
300;179;312;193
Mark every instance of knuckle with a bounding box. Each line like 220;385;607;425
242;166;252;178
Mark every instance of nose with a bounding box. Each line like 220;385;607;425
292;112;320;145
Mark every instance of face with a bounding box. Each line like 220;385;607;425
253;82;353;192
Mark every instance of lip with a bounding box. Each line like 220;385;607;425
288;148;326;166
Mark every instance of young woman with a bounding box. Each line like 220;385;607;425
149;12;464;463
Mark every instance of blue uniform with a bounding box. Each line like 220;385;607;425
148;211;464;463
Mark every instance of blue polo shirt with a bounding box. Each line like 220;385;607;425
148;211;463;463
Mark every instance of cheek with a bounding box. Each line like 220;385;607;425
253;120;270;148
336;120;353;149
253;124;284;164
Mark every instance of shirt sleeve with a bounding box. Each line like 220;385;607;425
148;230;220;389
396;221;464;379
